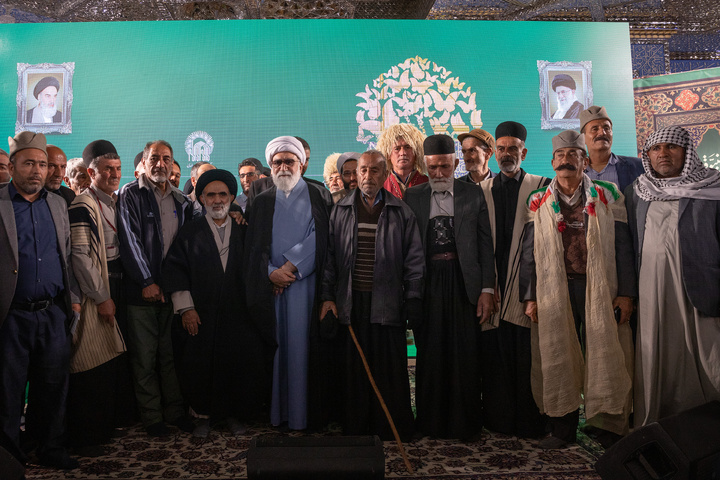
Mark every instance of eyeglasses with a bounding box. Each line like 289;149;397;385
239;172;258;179
270;158;298;168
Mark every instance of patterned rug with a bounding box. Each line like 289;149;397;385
24;366;604;480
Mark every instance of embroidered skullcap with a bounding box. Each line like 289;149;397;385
423;134;455;156
551;74;576;92
134;151;144;169
580;106;612;133
495;121;527;142
33;76;60;99
458;128;496;153
265;136;306;167
195;168;237;198
82;140;118;167
552;130;585;154
635;125;720;202
337;152;360;173
8;131;47;159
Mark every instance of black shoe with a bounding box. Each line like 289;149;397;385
73;445;106;457
538;434;569;449
145;422;170;437
170;415;195;434
38;452;79;470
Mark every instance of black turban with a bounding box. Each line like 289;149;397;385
495;121;527;142
423;134;455;155
195;168;238;199
552;74;576;92
82;140;118;167
33;76;60;99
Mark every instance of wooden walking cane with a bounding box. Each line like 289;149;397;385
347;324;415;475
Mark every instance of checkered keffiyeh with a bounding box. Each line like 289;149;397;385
634;126;720;201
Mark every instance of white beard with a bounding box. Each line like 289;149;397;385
272;169;302;194
429;177;453;193
209;202;231;220
149;172;168;184
39;103;57;119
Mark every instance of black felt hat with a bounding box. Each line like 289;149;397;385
495;121;527;142
423;134;455;155
82;140;118;167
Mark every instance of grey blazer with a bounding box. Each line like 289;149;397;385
0;183;76;327
404;180;495;305
625;183;720;317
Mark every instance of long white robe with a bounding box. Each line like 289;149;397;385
635;200;720;426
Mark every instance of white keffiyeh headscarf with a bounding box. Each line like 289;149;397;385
635;126;720;201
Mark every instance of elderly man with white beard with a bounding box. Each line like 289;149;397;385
404;134;495;439
118;140;196;437
244;136;334;432
164;169;267;438
27;76;63;124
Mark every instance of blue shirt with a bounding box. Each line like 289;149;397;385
585;153;620;189
10;183;65;302
361;188;384;207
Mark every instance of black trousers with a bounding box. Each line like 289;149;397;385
0;304;70;464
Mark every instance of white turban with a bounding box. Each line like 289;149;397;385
265;136;306;167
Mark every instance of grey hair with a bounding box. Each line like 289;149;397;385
190;161;212;181
143;140;174;161
66;158;86;179
361;149;388;173
0;148;8;157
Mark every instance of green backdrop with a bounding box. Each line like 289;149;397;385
0;20;636;185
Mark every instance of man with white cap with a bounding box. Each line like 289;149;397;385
520;130;635;449
244;136;334;432
626;125;720;426
581;106;643;192
0;131;79;469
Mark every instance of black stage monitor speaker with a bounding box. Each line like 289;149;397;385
0;445;24;480
247;435;385;480
596;401;720;480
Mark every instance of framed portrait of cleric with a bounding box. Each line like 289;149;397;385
537;60;593;130
16;62;74;134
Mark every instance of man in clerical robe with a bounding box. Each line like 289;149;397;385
376;124;428;199
479;121;549;438
404;135;494;440
244;136;334;432
321;150;424;441
164;169;268;438
520;130;635;449
626;126;720;426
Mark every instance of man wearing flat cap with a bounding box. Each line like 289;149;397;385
66;140;134;453
245;136;335;432
164;169;267;438
626;126;720;427
117;140;195;437
479;121;549;439
458;128;496;184
0;131;80;469
377;123;429;199
581;106;643;192
404;134;494;439
551;74;583;120
27;76;63;124
520;130;635;449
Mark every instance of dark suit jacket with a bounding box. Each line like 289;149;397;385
625;184;720;317
614;154;644;192
0;184;76;327
404;180;495;305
